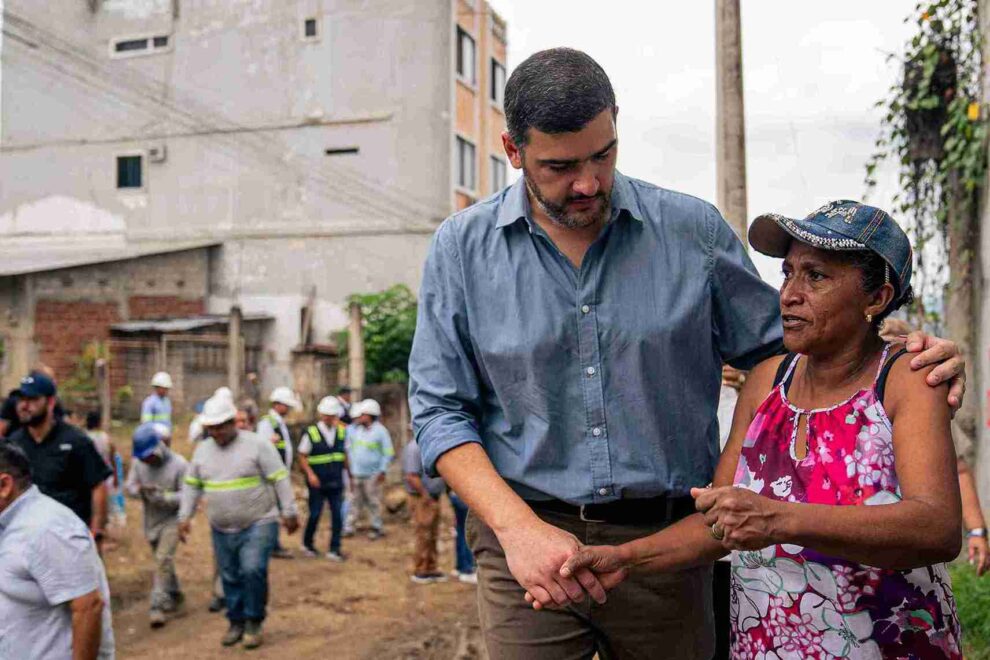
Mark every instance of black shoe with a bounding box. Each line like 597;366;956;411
221;622;244;646
208;596;225;613
272;547;294;559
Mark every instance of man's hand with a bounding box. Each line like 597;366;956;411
306;473;320;489
496;517;609;610
524;544;629;610
692;486;781;551
904;331;966;410
178;520;191;543
283;515;300;535
969;535;990;577
376;472;386;486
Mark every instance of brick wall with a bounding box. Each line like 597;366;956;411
128;296;205;320
34;300;120;383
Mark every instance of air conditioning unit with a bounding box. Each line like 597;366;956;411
147;144;167;163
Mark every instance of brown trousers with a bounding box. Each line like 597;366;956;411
467;509;713;660
412;494;441;575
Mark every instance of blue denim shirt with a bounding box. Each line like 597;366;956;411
409;172;783;504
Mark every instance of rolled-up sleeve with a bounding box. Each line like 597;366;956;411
708;207;785;369
408;223;483;476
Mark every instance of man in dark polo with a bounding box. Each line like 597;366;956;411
4;373;111;546
408;47;967;659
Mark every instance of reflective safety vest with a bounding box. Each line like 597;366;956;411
305;424;347;488
263;414;288;450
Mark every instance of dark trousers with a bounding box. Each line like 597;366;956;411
468;509;713;660
212;522;278;623
304;484;344;553
449;491;476;574
712;560;730;660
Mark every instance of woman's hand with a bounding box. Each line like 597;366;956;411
522;544;629;610
692;486;781;551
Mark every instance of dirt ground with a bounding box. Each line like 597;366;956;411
104;429;485;660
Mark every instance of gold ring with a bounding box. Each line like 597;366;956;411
710;523;725;541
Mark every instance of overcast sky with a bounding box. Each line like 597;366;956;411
486;0;916;284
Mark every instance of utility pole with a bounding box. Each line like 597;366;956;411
348;302;365;402
228;305;243;400
715;0;749;243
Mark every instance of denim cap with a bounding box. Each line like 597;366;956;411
749;200;913;301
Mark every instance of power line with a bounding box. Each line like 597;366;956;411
2;11;448;223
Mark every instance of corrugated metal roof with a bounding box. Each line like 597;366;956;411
0;240;221;277
111;314;273;334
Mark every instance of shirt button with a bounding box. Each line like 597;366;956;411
598;488;609;496
592;427;602;437
586;366;596;376
581;304;591;314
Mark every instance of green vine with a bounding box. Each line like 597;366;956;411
865;0;987;326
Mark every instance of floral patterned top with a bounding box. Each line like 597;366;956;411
730;346;961;660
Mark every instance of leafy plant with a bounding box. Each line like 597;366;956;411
336;285;418;384
949;563;990;658
865;0;987;326
60;341;110;397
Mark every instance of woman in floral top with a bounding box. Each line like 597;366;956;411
553;201;962;659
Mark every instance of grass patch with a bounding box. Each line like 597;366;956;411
950;562;990;659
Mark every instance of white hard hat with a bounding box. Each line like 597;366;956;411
269;386;301;409
356;398;381;418
200;395;237;427
213;386;233;402
151;372;173;389
317;396;344;417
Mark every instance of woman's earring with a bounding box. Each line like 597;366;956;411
866;313;873;324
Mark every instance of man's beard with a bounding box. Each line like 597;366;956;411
523;168;611;230
19;408;49;428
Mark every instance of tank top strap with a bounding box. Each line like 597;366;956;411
775;353;802;392
872;343;893;382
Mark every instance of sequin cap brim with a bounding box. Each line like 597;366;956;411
749;213;868;258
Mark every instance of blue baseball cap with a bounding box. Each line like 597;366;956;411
14;372;57;398
132;423;163;460
749;200;913;301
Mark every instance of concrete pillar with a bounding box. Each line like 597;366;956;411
348;302;365;401
228;305;243;400
95;358;111;431
976;0;990;508
715;0;749;242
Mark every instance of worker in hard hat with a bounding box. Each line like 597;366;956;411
179;395;299;650
343;399;394;540
297;396;350;560
142;372;174;444
125;423;188;628
256;386;301;558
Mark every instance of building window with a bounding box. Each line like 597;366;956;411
111;34;170;57
304;18;318;39
117;155;143;189
490;156;507;192
456;27;476;85
456;137;476;191
490;59;506;108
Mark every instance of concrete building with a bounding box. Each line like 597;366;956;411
0;0;509;402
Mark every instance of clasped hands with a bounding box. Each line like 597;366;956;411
519;487;779;611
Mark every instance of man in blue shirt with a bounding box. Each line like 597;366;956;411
141;372;173;440
408;48;966;659
0;442;115;659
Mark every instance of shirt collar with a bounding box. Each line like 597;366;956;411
0;485;39;534
494;170;645;230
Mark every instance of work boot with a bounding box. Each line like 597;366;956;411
208;596;225;613
149;609;166;628
243;620;264;649
221;622;244;647
272;547;294;559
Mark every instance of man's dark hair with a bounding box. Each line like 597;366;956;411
504;48;616;146
85;410;101;431
0;441;32;489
